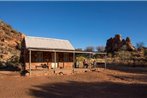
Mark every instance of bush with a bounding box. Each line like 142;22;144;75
107;53;112;58
144;49;147;57
5;61;21;71
76;56;86;62
16;42;22;50
4;56;21;71
0;61;6;68
118;51;131;60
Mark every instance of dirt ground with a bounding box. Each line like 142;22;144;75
0;65;147;98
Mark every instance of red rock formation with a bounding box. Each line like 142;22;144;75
0;20;25;66
106;34;135;52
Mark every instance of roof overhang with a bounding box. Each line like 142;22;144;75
27;48;106;54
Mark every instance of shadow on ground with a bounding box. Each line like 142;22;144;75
98;64;147;74
108;74;147;83
29;81;147;98
0;66;20;71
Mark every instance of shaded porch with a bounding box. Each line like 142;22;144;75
25;49;77;75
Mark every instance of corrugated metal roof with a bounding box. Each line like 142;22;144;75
25;36;75;50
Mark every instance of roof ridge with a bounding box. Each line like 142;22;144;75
26;36;68;41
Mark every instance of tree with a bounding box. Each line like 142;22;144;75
136;42;144;49
75;48;83;51
96;46;105;52
144;49;147;56
126;37;131;42
84;46;94;52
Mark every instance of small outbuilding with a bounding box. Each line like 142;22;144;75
23;36;107;75
24;36;76;74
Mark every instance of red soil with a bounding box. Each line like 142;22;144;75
0;66;147;98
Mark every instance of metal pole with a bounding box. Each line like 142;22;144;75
90;52;92;68
89;52;91;58
29;50;31;76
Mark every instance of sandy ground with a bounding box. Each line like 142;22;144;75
0;66;147;98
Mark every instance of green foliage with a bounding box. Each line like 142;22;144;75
126;37;131;42
107;53;112;58
76;56;86;62
6;56;20;67
0;61;6;68
84;46;94;52
118;51;132;60
96;46;105;52
75;48;83;51
16;43;22;50
144;49;147;56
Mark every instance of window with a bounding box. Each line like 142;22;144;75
64;53;68;62
36;52;43;62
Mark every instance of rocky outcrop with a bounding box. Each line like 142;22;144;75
106;34;135;52
0;20;25;67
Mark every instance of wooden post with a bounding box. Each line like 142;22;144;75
72;52;75;73
63;53;64;68
73;52;75;68
29;50;31;76
54;51;56;69
104;53;107;69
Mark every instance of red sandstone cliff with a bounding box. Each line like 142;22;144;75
0;20;25;67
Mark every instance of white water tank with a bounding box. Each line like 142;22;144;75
51;63;57;69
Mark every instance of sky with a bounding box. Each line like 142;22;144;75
0;1;147;49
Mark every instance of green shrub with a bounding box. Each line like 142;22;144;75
76;56;86;62
0;61;6;68
7;56;20;67
16;43;22;50
108;53;112;58
144;49;147;56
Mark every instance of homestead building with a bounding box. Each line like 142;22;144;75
23;36;106;75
